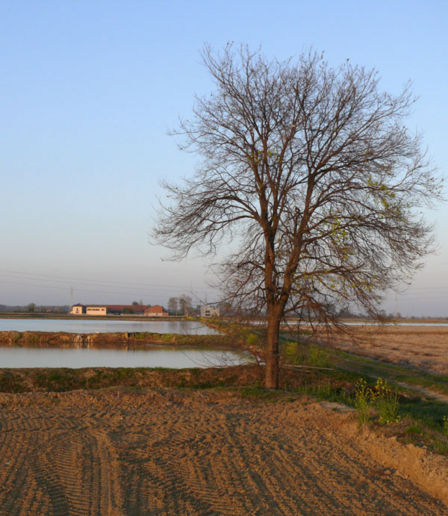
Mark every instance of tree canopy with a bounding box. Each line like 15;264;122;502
154;45;442;388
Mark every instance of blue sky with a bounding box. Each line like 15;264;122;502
0;0;447;315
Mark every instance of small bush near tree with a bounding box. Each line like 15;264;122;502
374;378;401;425
354;377;401;426
354;378;376;425
443;415;448;438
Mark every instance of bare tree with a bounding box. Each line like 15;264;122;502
179;294;193;316
153;45;442;388
168;297;179;315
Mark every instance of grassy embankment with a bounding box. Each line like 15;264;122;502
276;329;448;455
0;330;234;350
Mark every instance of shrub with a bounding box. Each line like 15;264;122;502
443;415;448;438
308;346;330;368
354;378;376;425
374;378;401;425
355;377;401;426
246;333;259;346
283;340;306;365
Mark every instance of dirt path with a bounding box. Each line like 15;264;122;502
0;389;446;515
395;381;448;403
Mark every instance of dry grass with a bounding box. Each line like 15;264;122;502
315;325;448;376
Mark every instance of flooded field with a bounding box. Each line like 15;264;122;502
0;347;250;369
0;318;219;335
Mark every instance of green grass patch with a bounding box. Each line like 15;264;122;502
279;332;448;455
0;371;26;393
296;380;352;404
239;386;284;400
282;339;330;368
246;333;260;346
35;370;79;392
405;425;423;435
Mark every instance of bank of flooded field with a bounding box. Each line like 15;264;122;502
0;330;231;350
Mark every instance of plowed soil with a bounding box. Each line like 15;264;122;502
0;389;447;515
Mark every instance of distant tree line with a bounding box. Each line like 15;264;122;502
167;295;196;316
0;304;70;313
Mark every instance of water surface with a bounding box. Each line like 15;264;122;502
0;318;219;335
0;347;249;369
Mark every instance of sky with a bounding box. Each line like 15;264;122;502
0;0;447;315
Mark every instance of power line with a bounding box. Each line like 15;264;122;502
0;278;214;299
0;277;208;295
0;269;214;293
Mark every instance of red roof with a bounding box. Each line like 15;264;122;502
144;305;167;313
106;304;146;313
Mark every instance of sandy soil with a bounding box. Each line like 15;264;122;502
316;325;448;375
0;389;447;515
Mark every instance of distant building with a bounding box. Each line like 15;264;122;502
144;305;169;317
70;304;107;316
70;303;169;316
86;305;107;316
107;304;146;315
200;305;220;318
70;304;85;315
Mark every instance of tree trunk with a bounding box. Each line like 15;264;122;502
265;309;281;389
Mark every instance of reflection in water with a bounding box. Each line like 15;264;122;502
0;319;220;335
0;347;250;369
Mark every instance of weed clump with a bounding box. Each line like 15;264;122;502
443;415;448;438
354;377;401;426
283;340;330;368
246;333;259;346
354;378;376;425
374;377;401;425
405;425;422;435
308;346;330;368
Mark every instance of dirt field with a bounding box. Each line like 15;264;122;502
317;325;448;375
0;389;447;515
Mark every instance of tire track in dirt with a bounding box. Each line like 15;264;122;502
167;412;256;514
109;392;447;515
277;404;441;513
0;425;51;514
30;434;72;516
0;404;123;515
0;390;446;515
